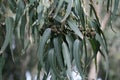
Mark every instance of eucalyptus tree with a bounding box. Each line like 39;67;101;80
0;0;119;80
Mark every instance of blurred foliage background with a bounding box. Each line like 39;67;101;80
104;17;120;80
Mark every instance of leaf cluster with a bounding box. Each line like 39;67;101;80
0;0;119;80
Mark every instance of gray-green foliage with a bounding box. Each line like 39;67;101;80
0;0;119;80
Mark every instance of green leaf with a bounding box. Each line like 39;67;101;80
107;0;110;12
53;0;64;18
48;49;63;79
94;56;97;72
67;20;83;39
83;38;88;68
32;27;39;44
88;38;100;69
10;36;15;62
75;0;85;28
37;62;42;80
53;37;64;70
61;0;73;22
100;31;108;54
95;33;109;80
37;3;46;30
0;56;5;80
95;33;109;79
50;70;57;80
99;49;109;80
113;0;119;17
8;0;16;13
89;4;100;27
20;13;27;46
109;0;119;32
21;39;30;54
62;42;72;80
89;38;100;56
65;34;74;61
37;28;51;68
37;3;44;21
0;3;6;14
15;0;25;26
44;51;51;74
95;33;106;52
0;17;14;54
74;0;80;17
73;39;84;77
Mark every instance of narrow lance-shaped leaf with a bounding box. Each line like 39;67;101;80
95;33;106;53
10;35;15;62
94;56;98;72
53;37;64;70
37;28;51;68
22;39;30;54
75;0;85;28
15;0;25;26
100;31;108;53
83;38;88;68
20;13;27;46
0;17;14;54
61;0;73;22
109;0;119;30
67;20;83;39
8;0;16;13
73;39;84;77
107;0;110;12
62;42;72;80
107;0;117;32
43;48;51;74
53;0;64;18
99;49;109;80
108;0;120;32
48;49;63;79
95;33;109;80
90;5;92;16
74;0;80;17
113;0;119;17
88;38;100;70
89;38;100;58
37;62;41;80
50;70;57;80
89;4;100;27
37;4;44;22
65;34;74;60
